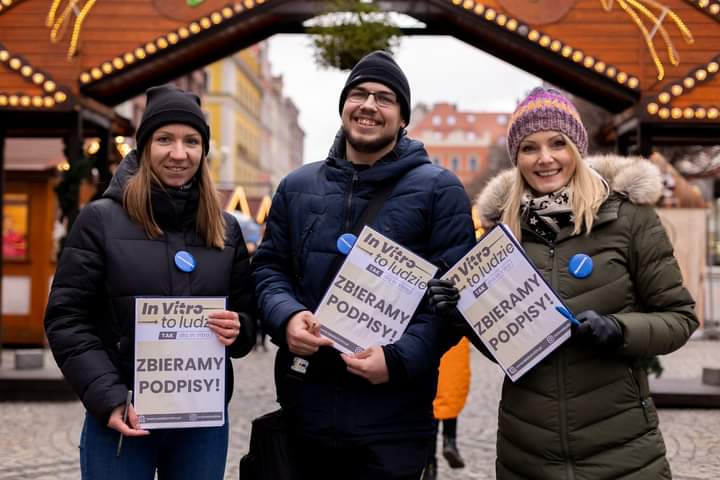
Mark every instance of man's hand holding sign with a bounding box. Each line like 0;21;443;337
286;310;333;356
341;346;389;384
310;226;437;383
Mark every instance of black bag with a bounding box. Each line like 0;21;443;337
239;409;296;480
240;178;401;479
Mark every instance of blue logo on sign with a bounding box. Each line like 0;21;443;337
568;253;593;279
174;250;196;272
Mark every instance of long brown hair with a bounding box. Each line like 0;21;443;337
123;143;226;249
501;134;606;239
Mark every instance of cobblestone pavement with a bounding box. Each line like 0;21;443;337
1;340;718;480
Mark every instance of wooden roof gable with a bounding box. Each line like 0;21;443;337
0;0;276;109
438;0;720;122
0;0;719;130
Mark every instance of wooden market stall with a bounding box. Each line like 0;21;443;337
2;139;61;345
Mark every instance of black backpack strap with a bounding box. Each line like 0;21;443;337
282;177;401;411
321;179;399;289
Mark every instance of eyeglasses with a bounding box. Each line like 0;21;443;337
346;88;398;108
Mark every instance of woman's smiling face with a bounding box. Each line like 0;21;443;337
517;130;576;194
148;124;203;187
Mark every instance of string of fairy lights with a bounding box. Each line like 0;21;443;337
2;0;719;120
448;0;641;90
0;0;21;14
0;42;70;109
600;0;693;81
645;57;720;120
689;0;720;18
79;0;264;85
46;0;98;60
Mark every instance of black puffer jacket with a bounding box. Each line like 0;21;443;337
45;151;255;423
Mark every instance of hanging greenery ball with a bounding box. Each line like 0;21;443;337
308;0;402;71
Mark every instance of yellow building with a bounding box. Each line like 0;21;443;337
204;45;271;198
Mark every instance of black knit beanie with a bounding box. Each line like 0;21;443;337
135;85;210;157
338;50;411;124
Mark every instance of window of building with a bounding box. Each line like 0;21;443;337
497;114;508;125
447;115;456;126
432;115;442;126
467;114;475;123
431;156;440;165
469;156;478;171
451;156;459;171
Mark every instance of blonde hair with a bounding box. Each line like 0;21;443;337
501;134;606;239
123;143;226;249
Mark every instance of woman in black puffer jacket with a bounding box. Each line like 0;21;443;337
44;85;255;480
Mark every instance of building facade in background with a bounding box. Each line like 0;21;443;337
258;45;304;190
203;42;304;222
205;45;270;200
408;103;510;191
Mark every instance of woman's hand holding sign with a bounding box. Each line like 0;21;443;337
107;402;149;437
208;310;242;346
427;278;460;316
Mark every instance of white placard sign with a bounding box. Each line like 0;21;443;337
316;226;438;355
443;224;571;382
134;296;226;429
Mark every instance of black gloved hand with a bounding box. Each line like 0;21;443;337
427;278;460;317
573;310;624;350
428;279;495;363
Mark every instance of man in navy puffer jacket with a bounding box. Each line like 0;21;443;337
253;51;476;479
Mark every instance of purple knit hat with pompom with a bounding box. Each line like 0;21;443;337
506;87;587;165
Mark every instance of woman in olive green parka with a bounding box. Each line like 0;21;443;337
429;87;697;480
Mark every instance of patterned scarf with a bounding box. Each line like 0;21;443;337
521;186;575;242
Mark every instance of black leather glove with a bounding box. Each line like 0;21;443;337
573;310;624;350
427;278;460;316
428;279;497;363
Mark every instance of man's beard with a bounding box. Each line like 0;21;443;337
343;126;397;154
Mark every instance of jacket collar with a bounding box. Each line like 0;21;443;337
541;193;622;242
477;153;663;230
103;149;139;202
324;129;431;184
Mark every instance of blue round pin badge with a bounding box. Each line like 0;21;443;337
336;233;357;255
174;250;196;272
568;253;593;279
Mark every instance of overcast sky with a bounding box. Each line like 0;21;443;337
266;34;541;163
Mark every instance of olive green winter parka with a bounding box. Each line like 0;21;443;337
476;155;698;480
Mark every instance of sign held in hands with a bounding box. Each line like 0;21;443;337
134;296;227;429
315;226;438;355
443;224;572;382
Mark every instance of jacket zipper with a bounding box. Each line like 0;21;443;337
334;171;356;439
344;172;358;232
549;243;575;480
629;367;650;422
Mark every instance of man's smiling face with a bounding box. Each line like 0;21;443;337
341;81;405;155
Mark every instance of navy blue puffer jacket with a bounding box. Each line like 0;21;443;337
253;132;476;442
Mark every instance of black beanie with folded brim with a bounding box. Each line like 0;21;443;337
135;85;210;157
338;50;411;124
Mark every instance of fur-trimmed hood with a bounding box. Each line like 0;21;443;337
476;153;663;226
